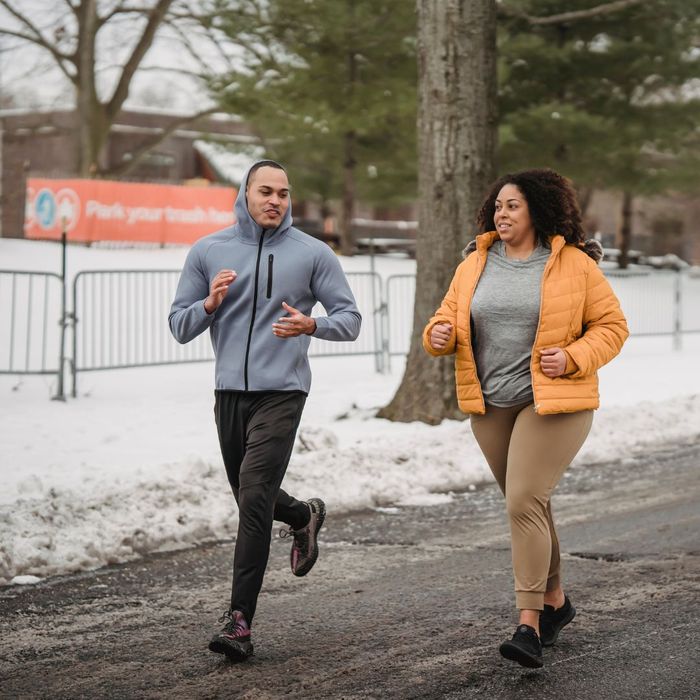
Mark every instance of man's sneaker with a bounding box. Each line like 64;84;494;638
208;610;253;661
499;624;544;669
540;595;576;647
280;498;326;577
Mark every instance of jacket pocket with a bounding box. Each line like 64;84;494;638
266;254;274;299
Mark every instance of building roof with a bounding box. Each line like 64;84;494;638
193;140;264;186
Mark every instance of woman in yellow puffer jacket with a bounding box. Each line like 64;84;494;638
423;169;628;669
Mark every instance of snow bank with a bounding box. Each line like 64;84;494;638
2;387;698;585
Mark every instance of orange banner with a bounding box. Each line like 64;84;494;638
24;178;237;245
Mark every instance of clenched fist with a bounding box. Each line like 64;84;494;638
429;322;453;350
540;347;567;378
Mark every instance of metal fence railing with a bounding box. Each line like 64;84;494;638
71;270;383;396
385;274;416;358
680;273;700;334
72;269;213;386
604;270;679;337
0;269;64;380
308;272;384;370
603;269;700;348
4;259;699;399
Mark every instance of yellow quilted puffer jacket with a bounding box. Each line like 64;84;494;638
422;231;629;415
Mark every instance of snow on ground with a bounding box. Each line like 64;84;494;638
1;239;699;585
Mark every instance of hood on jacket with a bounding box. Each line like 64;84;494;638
462;232;604;263
234;159;293;243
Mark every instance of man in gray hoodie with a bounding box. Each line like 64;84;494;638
169;160;361;661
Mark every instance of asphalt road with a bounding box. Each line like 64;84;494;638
1;437;698;699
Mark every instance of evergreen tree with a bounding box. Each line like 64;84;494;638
498;0;700;265
212;0;417;254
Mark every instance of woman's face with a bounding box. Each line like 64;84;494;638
493;183;536;248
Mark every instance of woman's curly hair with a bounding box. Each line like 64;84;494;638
476;169;586;248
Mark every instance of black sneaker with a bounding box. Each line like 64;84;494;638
499;624;543;668
280;498;326;577
540;595;576;647
208;610;253;661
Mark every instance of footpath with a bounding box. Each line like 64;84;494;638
1;439;698;699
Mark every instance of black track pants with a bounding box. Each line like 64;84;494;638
214;390;309;624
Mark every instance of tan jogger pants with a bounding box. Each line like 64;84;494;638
470;403;593;610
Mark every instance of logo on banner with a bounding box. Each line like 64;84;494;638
35;189;56;229
28;187;81;232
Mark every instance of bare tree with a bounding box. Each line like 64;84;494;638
378;0;497;424
0;0;233;176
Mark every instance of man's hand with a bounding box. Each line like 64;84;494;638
429;322;453;350
272;302;316;337
204;269;237;314
540;347;567;378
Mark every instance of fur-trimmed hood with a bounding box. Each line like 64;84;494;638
462;233;604;263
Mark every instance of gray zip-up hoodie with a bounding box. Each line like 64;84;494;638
168;162;362;393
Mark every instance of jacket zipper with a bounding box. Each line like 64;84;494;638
243;231;266;391
530;242;560;412
266;254;274;299
465;247;488;414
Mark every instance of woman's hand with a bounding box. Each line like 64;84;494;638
430;323;453;350
540;347;568;378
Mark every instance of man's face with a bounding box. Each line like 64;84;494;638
246;166;290;228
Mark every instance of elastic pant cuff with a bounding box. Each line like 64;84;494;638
516;591;544;611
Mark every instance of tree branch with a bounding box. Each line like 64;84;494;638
238;35;280;71
107;106;221;176
97;2;152;28
162;9;215;22
97;63;206;82
163;18;215;75
199;35;237;75
105;0;175;121
499;0;647;26
61;0;79;17
0;1;77;83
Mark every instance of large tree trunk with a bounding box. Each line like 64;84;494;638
618;190;633;269
76;0;105;176
378;0;497;424
75;0;99;177
72;0;175;176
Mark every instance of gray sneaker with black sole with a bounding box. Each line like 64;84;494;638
281;497;326;577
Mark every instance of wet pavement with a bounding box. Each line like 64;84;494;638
1;438;698;699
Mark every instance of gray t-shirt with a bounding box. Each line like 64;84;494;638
470;240;550;407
